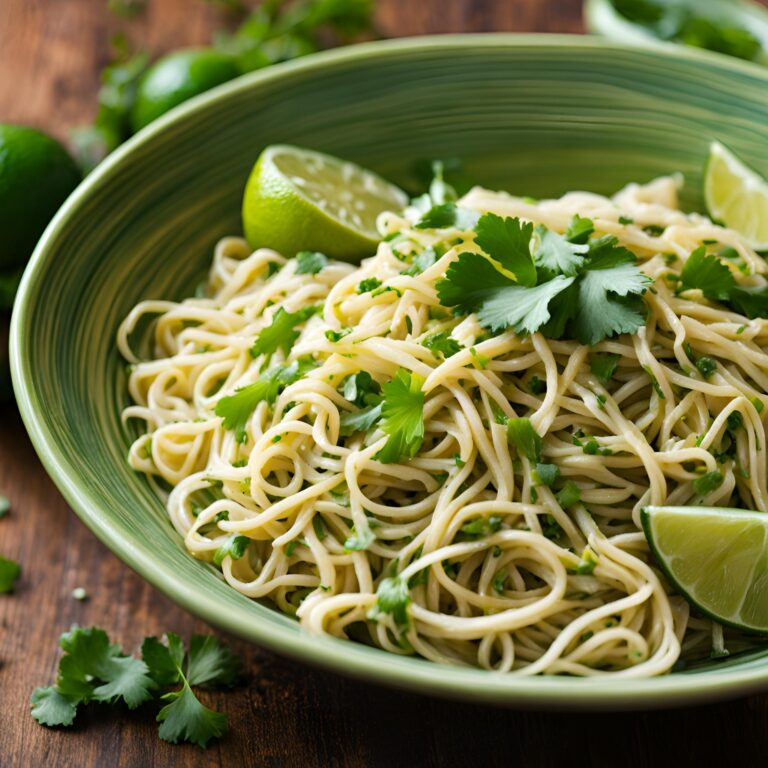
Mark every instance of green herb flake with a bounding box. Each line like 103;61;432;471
556;481;581;509
506;417;542;463
532;463;560;487
376;369;425;464
0;555;21;593
590;353;620;384
213;535;250;567
693;471;724;496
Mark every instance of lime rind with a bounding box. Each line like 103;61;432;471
642;505;768;634
242;144;408;262
704;140;768;250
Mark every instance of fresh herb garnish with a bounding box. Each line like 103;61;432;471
0;555;21;593
295;250;328;275
506;417;542;463
376;369;425;463
422;331;462;359
251;306;314;358
368;576;410;628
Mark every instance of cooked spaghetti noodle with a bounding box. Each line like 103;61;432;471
118;175;768;676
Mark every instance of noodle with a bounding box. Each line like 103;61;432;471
118;175;768;676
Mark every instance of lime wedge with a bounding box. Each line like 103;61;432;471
241;145;408;262
641;505;768;633
704;141;768;249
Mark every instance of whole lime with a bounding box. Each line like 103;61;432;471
131;48;241;132
0;125;81;270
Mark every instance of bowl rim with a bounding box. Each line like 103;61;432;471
12;33;768;709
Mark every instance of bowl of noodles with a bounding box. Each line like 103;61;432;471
12;34;768;707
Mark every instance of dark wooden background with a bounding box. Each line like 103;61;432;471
1;1;768;766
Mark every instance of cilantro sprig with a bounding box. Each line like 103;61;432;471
31;627;240;748
436;214;651;345
376;369;425;463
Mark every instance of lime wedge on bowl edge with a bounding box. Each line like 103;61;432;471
642;505;768;633
242;145;408;262
704;140;768;250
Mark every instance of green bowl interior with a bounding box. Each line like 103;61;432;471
13;35;768;707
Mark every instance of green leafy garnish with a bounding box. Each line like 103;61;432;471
591;353;620;384
415;203;478;231
251;306;314;358
460;515;502;539
376;369;425;463
358;277;382;293
437;216;650;344
344;525;376;552
213;534;250;566
339;403;383;437
401;248;438;277
368;576;410;628
532;463;560;487
474;213;537;287
564;214;595;244
422;331;462;359
295;250;328;275
342;371;380;406
0;555;21;593
215;362;307;443
679;247;735;301
693;471;724;496
506;417;542;463
556;481;581;508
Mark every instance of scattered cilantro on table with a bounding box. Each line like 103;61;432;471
0;555;20;593
31;627;241;748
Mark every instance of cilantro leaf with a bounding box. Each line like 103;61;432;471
556;480;581;508
339;403;382;436
344;525;376;552
56;626;155;709
251;306;314;358
729;286;768;319
368;576;410;628
30;687;79;727
215;363;304;443
376;369;425;463
532;463;560;486
295;250;328;275
342;371;380;406
213;534;250;566
477;276;576;335
460;515;502;539
415;203;478;230
141;634;185;687
591;353;620;384
157;683;227;749
186;634;241;688
436;252;516;313
0;555;20;592
534;225;589;277
422;331;462;359
679;246;735;301
506;417;542;463
693;471;724;496
564;214;595;244
402;248;438;276
570;247;650;344
358;277;382;293
474;213;536;287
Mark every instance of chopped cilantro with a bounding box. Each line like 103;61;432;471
344;525;375;552
402;248;438;276
342;371;380;406
679;246;735;301
376;369;425;463
556;481;581;508
339;403;383;436
751;397;765;414
693;471;724;496
368;576;410;628
696;356;717;379
492;570;507;594
422;331;462;359
285;540;298;557
415;202;478;230
529;375;546;394
565;214;595;244
727;411;743;431
215;362;307;443
213;535;250;567
506;417;542;463
0;555;21;592
251;306;314;359
618;215;634;225
357;277;382;293
460;515;502;539
295;250;328;275
325;327;352;342
590;353;620;384
532;463;560;487
572;548;598;575
312;516;327;541
454;454;466;468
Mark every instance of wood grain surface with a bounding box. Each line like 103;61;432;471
1;1;767;766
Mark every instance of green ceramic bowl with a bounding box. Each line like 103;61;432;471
12;35;768;708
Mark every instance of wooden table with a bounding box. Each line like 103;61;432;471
1;1;767;765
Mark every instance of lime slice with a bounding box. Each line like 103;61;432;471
242;145;408;262
704;141;768;249
641;505;768;632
